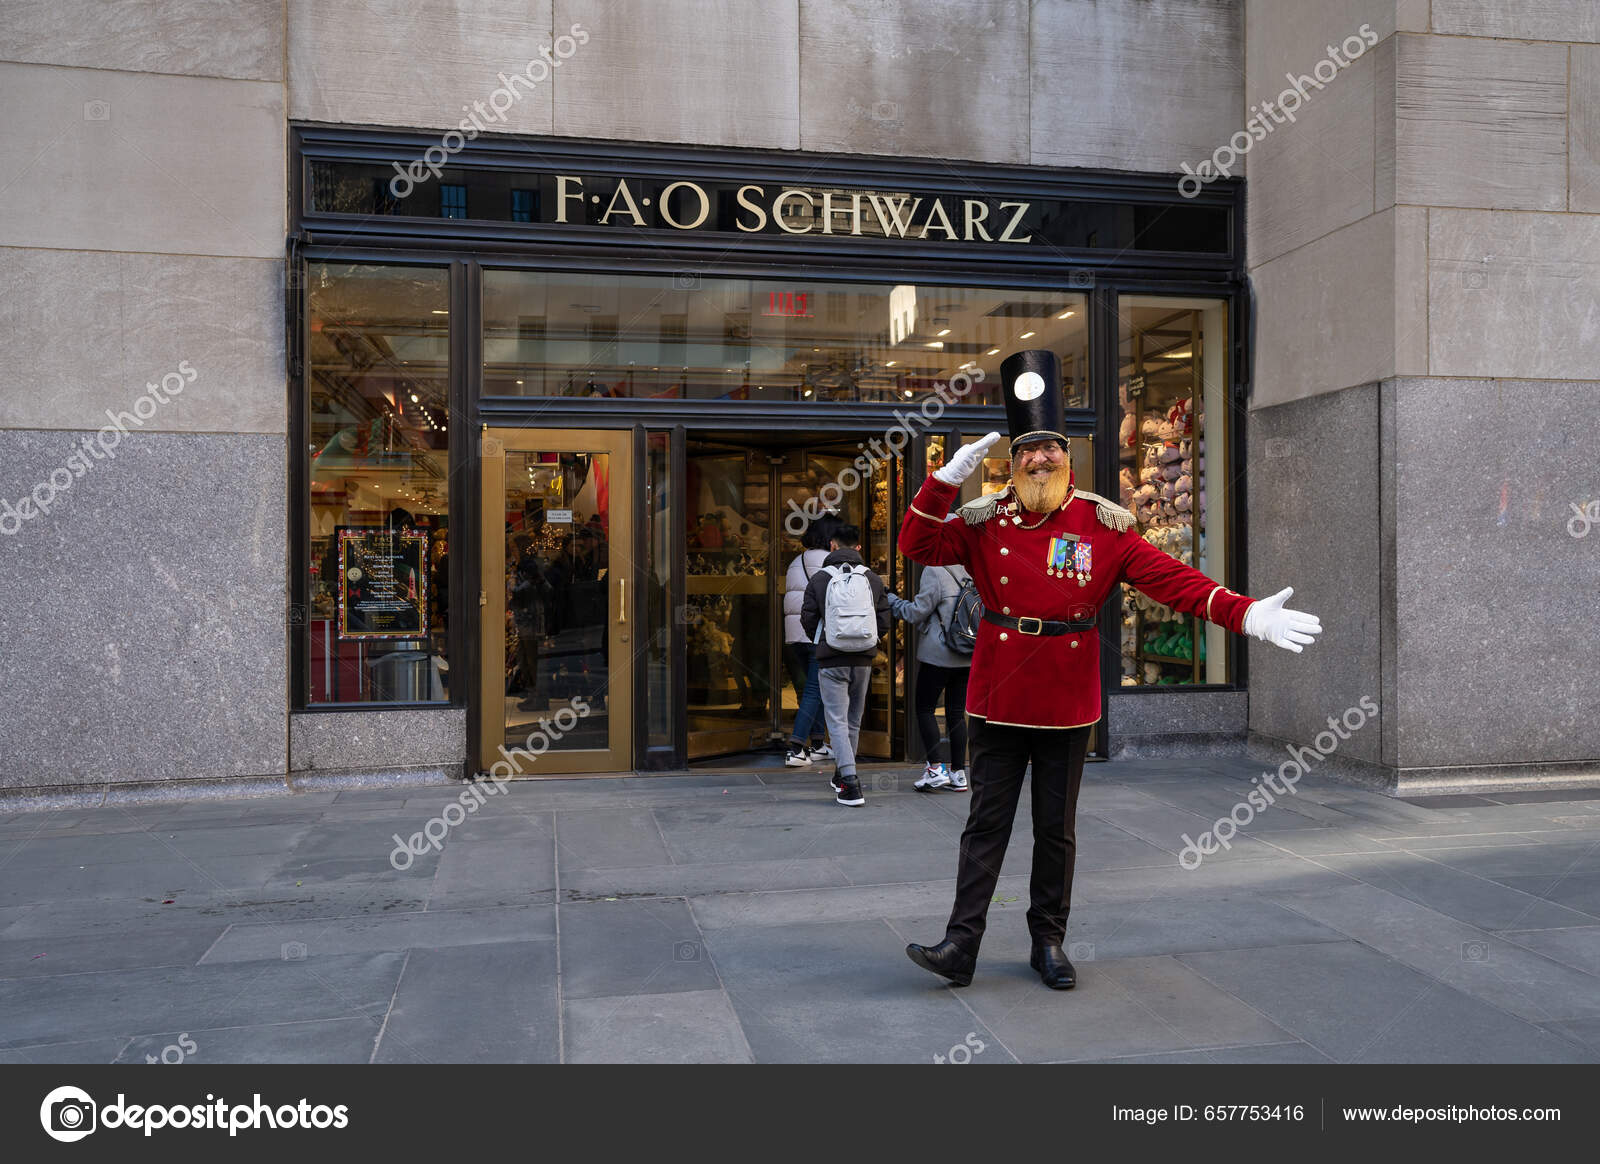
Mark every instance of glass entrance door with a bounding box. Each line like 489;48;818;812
479;428;634;775
683;437;901;762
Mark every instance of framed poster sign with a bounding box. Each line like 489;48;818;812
337;527;429;640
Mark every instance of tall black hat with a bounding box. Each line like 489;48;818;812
1000;349;1068;454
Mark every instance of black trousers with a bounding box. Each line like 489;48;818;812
945;718;1092;953
913;662;970;770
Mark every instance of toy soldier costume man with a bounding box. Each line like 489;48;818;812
898;350;1322;989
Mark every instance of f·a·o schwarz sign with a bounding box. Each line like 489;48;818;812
545;174;1036;243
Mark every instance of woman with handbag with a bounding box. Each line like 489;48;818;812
887;563;974;791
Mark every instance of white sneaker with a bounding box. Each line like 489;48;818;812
948;768;969;791
914;764;952;792
809;743;834;760
784;748;811;767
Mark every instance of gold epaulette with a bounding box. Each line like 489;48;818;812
1072;489;1137;533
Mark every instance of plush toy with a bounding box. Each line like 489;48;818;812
1161;462;1183;482
1119;467;1136;498
1158;444;1184;465
1119;413;1136;447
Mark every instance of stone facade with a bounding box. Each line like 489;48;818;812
2;0;1588;793
1243;0;1600;788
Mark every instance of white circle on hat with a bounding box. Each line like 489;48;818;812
1013;371;1045;400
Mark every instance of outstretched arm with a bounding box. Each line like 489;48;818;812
1119;536;1321;650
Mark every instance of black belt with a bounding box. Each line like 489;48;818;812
982;610;1096;636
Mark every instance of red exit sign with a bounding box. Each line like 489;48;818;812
763;290;813;317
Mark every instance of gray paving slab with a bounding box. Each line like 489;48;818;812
1498;925;1600;976
1246;828;1395;857
1087;800;1284;862
1497;874;1600;920
563;989;752;1063
558;897;720;999
689;875;1029;931
553;808;673;869
1307;852;1597;931
708;918;1012;1064
1541;1018;1600;1057
0;1038;130;1064
0;823;315;869
114;1017;379;1064
0;925;224;978
1040;895;1348;962
425;833;556;911
1270;882;1600;1023
941;948;1291;1064
372;941;558;1064
0;952;405;1048
200;903;556;963
0;852;284;907
1;886;435;939
1418;841;1600;881
561;857;849;901
1176;941;1594;1063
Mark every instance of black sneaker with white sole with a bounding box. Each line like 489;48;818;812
835;777;864;806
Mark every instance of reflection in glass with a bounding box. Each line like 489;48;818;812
502;451;611;752
306;263;450;705
483;270;1088;409
1116;297;1230;686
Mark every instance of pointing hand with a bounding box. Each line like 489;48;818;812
934;431;1003;486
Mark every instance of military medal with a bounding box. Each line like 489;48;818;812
1046;536;1070;578
1074;541;1092;586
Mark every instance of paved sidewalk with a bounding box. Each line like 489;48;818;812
2;754;1599;1064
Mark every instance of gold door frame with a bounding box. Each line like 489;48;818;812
479;427;635;776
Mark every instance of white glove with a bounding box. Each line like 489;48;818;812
934;431;1003;486
1242;587;1322;653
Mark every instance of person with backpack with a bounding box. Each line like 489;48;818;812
887;562;976;792
781;513;840;767
799;523;890;807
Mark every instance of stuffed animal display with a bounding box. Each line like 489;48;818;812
1118;393;1208;683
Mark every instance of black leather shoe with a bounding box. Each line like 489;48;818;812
1030;942;1076;989
906;940;976;987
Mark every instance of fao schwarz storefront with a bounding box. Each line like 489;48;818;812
290;127;1250;778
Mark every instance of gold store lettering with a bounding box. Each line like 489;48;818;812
551;175;1032;242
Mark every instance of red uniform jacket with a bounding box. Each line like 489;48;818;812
898;475;1255;729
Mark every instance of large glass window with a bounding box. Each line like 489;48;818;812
483;271;1087;408
305;264;451;705
1116;296;1231;687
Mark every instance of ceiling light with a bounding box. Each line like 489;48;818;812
1057;310;1075;319
885;360;897;367
410;393;419;403
1019;331;1035;340
936;328;951;337
431;310;448;315
515;379;523;385
925;341;943;348
904;390;914;398
986;348;1000;356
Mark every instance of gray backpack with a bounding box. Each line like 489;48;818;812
819;563;879;652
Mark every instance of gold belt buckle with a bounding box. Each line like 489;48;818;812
1016;616;1044;635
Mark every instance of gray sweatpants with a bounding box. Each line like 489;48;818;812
818;664;871;777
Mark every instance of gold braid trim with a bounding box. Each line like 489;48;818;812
958;487;1012;526
1073;488;1137;533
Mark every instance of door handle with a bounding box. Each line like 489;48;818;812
618;577;626;623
